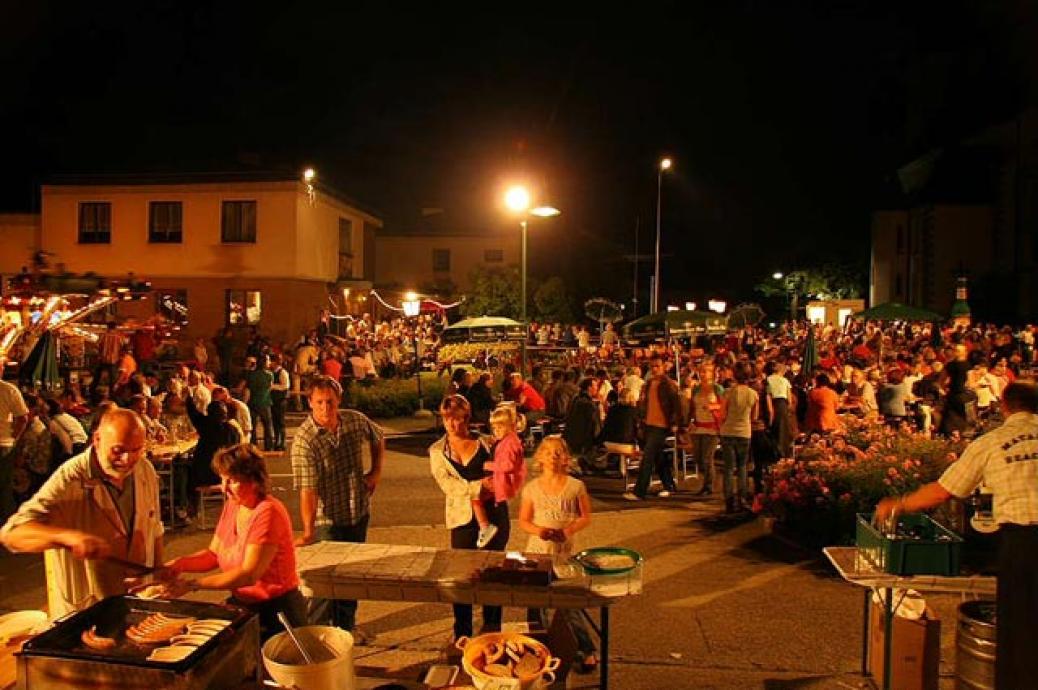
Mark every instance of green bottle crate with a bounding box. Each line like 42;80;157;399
855;513;963;576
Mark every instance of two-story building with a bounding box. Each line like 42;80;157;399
375;209;521;299
32;172;380;347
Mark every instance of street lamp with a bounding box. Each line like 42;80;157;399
772;272;783;280
653;157;673;314
402;291;431;417
504;185;560;375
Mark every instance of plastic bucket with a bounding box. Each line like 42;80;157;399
956;600;996;690
262;625;355;690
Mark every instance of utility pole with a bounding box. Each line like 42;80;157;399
632;217;640;317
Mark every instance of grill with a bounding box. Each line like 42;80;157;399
16;596;260;690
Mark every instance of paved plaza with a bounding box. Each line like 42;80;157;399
0;413;977;689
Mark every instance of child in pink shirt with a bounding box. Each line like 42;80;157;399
475;405;527;548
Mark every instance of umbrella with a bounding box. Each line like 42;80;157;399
853;302;944;323
726;303;766;329
622;310;727;341
930;323;944;349
19;331;60;390
801;327;819;376
442;316;526;344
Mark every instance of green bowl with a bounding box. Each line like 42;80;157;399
571;547;643;575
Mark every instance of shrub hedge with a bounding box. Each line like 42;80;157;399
344;374;448;418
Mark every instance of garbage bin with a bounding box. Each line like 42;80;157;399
956;600;996;690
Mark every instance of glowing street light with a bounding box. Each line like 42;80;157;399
772;272;784;280
504;185;560;374
303;167;316;205
653;156;674;313
303;167;316;182
504;186;531;213
401;290;428;416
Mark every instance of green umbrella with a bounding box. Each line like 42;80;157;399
20;331;61;390
622;310;727;341
930;323;944;348
853;302;944;322
802;327;819;375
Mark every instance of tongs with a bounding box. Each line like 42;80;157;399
103;555;157;575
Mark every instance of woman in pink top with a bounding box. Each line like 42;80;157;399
161;444;304;640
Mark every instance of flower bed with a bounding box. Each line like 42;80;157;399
753;418;966;546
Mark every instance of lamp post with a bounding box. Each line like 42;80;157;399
504;186;560;375
652;157;673;314
402;291;431;417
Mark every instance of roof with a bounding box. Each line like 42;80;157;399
43;170;383;220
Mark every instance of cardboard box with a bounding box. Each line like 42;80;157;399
869;600;940;690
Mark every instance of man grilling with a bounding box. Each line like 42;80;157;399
0;409;164;617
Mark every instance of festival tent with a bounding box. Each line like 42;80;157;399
622;310;728;341
442;316;526;343
852;302;944;322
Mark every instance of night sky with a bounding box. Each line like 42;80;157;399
3;2;1035;308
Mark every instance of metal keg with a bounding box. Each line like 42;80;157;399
956;600;997;690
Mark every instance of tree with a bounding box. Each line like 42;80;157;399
755;263;864;320
460;265;522;319
533;277;574;323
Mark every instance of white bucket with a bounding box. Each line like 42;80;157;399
261;625;355;690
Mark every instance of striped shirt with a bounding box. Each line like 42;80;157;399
940;412;1038;525
291;410;384;527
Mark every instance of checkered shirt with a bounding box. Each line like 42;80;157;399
940;411;1038;525
291;410;384;527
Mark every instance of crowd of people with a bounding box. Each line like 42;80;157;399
2;313;1038;684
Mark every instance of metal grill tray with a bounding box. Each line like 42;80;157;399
20;596;252;672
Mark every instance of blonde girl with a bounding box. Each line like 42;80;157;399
518;436;597;671
473;404;526;548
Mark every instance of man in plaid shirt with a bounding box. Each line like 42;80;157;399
292;375;385;633
878;381;1038;689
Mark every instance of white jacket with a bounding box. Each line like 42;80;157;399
429;435;494;529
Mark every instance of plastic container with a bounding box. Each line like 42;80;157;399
855;513;962;576
571;547;644;596
261;625;355;690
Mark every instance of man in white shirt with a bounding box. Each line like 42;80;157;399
877;382;1038;688
765;363;793;458
0;371;30;521
621;367;644;401
269;354;291;451
185;370;211;414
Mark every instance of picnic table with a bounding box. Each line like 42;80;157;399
296;541;642;690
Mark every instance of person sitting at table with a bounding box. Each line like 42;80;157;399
160;443;305;641
184;397;241;516
429;395;508;642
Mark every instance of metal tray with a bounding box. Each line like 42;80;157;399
20;595;251;673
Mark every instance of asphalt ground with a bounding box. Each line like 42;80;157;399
0;413;974;689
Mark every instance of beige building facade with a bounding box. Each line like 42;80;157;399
29;174;380;348
0;213;42;286
375;230;521;296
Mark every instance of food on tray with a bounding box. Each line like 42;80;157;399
133;584;166;599
125;614;196;646
582;553;636;570
186;619;231;635
80;625;117;651
147;645;194;663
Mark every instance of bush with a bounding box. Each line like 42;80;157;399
344;374;448;418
